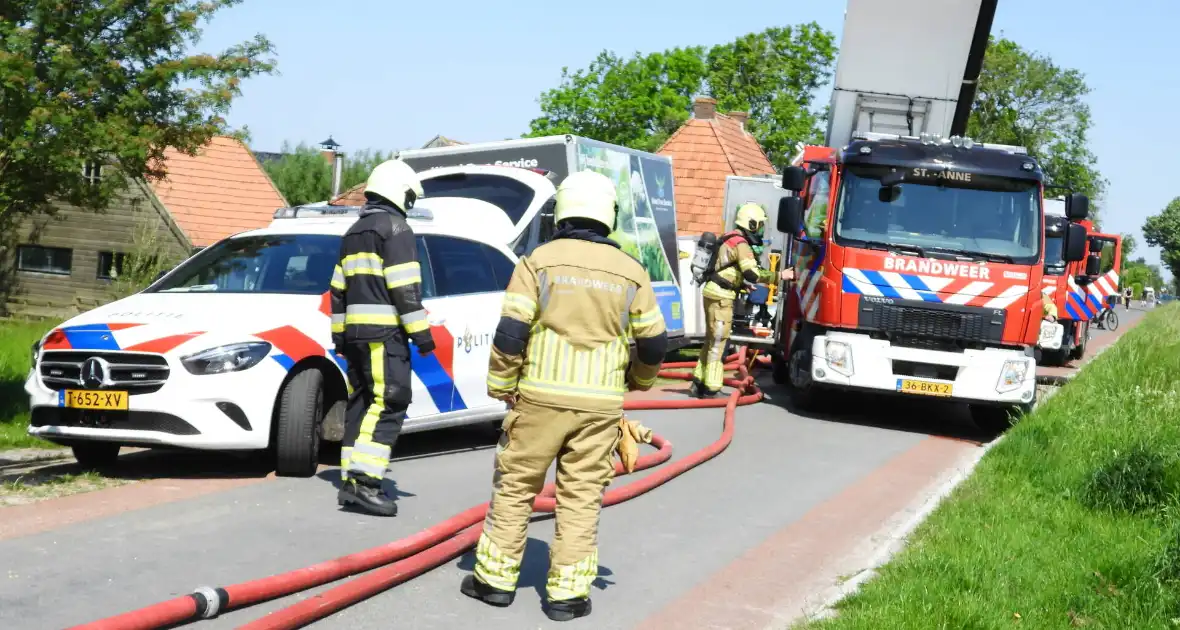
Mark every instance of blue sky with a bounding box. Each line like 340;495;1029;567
198;0;1176;275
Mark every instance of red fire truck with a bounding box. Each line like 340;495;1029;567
764;0;1091;430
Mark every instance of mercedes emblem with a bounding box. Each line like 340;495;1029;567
80;357;108;389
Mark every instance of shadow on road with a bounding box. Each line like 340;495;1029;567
755;374;1004;444
454;537;616;601
316;422;501;489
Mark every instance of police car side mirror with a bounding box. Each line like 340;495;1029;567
1065;192;1089;221
781;166;806;192
777;196;803;234
1063;223;1087;262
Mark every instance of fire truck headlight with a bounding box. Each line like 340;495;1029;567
825;340;853;376
996;359;1032;394
182;342;273;375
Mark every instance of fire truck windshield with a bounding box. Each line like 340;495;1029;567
834;166;1042;265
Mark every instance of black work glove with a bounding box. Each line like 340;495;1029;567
416;338;436;356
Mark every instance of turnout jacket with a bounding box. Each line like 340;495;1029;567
701;232;773;301
330;202;436;353
487;229;669;413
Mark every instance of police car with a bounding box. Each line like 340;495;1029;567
25;197;522;477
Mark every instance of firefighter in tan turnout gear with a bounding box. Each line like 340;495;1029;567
691;203;788;398
330;159;435;517
459;170;668;622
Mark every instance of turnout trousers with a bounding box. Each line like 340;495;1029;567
339;339;412;482
473;399;622;601
692;296;733;392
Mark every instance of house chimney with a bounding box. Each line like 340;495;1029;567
693;96;717;120
331;153;344;199
729;111;749;129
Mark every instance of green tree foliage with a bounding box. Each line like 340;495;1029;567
967;37;1107;219
1120;233;1137;271
1142;197;1180;292
0;0;276;224
525;24;837;169
263;142;391;206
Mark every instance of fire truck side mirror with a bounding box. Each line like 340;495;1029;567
1063;223;1087;262
1084;254;1102;276
777;196;804;234
781;166;806;192
1065;192;1090;221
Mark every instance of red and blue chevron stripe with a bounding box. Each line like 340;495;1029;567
42;323;143;351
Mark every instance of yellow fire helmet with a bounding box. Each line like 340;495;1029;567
364;159;425;212
554;170;619;231
735;203;768;237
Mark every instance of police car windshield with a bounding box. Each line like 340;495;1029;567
835;165;1041;265
149;234;342;294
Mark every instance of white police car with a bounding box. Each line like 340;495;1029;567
25;197;521;476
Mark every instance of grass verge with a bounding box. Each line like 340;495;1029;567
802;304;1180;630
0;471;129;507
0;319;58;450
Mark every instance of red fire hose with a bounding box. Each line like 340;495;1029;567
70;351;763;630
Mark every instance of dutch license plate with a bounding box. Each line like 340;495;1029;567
64;390;129;410
896;379;953;397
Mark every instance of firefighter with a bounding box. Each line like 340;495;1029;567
459;170;668;622
330;159;436;517
1042;292;1058;322
690;203;785;398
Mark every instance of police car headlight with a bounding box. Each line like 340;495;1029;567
996;359;1031;394
181;342;272;375
825;340;853;376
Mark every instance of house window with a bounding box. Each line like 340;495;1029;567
97;251;126;280
17;245;73;276
83;161;103;185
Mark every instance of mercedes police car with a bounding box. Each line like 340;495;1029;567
25;197;522;477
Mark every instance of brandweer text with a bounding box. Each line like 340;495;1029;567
883;256;990;280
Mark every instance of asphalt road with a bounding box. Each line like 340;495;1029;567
0;308;1151;630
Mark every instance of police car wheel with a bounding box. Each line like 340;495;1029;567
71;442;120;469
274;367;323;478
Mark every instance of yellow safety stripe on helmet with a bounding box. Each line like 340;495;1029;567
546;551;598;601
474;532;522;592
330;265;346;290
384;262;421;289
502;293;537;321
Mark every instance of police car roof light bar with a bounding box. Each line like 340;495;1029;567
271;205;434;221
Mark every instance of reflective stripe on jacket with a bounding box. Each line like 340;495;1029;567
487;237;668;413
330;202;434;350
702;235;771;301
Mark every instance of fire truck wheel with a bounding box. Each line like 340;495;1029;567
785;346;823;411
771;354;790;385
1070;322;1089;361
274;367;324;478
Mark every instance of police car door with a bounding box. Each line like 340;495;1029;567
407;236;454;422
420;234;517;414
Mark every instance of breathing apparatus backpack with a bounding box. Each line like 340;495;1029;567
689;230;745;288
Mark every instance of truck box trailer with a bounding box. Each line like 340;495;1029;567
395;135;687;341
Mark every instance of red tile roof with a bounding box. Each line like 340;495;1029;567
658;111;776;236
148;137;288;247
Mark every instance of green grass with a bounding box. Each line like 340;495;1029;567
803;304;1180;630
0;319;58;450
1;470;127;506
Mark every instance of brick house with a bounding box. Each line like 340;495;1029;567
658;97;778;236
1;137;287;318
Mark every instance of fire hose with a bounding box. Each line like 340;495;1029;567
70;349;765;630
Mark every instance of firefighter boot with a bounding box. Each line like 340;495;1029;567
544;597;592;622
460;574;515;607
689;378;718;399
337;475;397;516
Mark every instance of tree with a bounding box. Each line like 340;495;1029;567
525;23;837;169
1120;233;1137;270
1142;197;1180;290
0;1;276;224
263;142;391;206
967;37;1107;219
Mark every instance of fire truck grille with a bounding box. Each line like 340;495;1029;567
39;351;170;395
857;299;1005;345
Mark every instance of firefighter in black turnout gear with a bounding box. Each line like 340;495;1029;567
330;159;435;517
